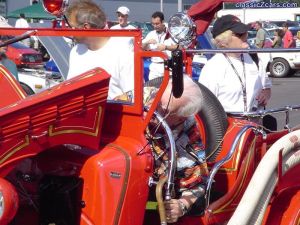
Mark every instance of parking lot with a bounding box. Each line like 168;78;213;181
267;73;300;129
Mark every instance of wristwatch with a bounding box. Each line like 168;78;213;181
178;199;188;216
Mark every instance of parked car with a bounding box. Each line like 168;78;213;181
18;68;63;95
261;21;279;30
271;20;300;27
268;52;300;77
0;23;67;95
248;39;300;77
6;42;44;68
246;26;300;77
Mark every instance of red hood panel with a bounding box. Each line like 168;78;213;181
0;68;110;167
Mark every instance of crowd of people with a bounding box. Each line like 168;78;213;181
254;20;297;49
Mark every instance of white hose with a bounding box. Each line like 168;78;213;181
227;130;300;225
249;151;299;225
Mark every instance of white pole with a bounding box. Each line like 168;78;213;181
160;0;163;12
178;0;182;12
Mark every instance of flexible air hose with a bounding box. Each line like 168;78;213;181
227;130;300;225
250;150;300;225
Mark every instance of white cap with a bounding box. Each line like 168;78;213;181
116;6;130;16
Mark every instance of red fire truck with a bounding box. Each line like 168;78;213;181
0;1;300;225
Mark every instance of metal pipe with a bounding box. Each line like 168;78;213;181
285;109;290;130
178;0;182;12
205;125;257;207
145;106;176;200
227;105;300;117
227;105;300;129
152;110;177;200
144;106;176;223
160;0;164;12
0;30;37;47
186;48;300;54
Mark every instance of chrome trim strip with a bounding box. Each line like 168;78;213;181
187;48;300;54
145;107;176;201
205;125;257;207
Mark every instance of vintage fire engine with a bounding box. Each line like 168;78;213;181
0;0;300;225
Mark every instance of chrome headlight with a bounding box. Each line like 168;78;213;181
168;13;196;48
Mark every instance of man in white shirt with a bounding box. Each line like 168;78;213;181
66;0;134;101
142;11;178;80
110;6;136;51
111;6;135;30
15;13;30;47
15;13;29;28
199;15;271;112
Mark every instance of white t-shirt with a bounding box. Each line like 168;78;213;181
143;30;176;80
15;18;29;28
143;30;176;61
110;24;136;51
67;38;134;100
110;24;136;30
199;53;272;112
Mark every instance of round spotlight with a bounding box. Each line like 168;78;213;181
42;0;69;17
168;13;196;48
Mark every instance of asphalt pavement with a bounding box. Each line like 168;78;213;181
266;73;300;129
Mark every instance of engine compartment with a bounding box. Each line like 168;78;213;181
6;146;88;225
